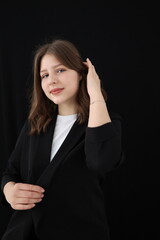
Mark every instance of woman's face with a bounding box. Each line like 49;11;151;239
40;54;81;113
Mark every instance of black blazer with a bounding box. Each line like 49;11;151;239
1;112;124;240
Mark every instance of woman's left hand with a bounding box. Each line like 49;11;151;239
84;58;102;98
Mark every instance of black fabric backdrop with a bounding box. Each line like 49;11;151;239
0;4;159;240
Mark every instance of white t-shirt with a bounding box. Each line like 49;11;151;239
50;114;77;161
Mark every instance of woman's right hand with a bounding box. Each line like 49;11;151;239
3;181;45;210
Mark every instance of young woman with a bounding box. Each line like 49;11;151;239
1;39;124;239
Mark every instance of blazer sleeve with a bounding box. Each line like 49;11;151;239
85;112;125;174
0;121;27;192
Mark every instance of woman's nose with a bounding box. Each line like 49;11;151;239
48;74;58;84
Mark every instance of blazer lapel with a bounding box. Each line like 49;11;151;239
28;115;57;183
36;120;86;188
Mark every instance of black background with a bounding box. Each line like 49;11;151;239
0;3;159;240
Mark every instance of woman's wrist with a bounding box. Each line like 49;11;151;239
89;91;104;104
90;100;105;105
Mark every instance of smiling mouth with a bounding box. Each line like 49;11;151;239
50;88;64;94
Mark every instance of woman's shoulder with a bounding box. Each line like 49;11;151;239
17;119;32;137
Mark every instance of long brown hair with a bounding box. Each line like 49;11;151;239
28;39;107;135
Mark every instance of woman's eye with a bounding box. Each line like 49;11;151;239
57;69;65;73
41;74;49;79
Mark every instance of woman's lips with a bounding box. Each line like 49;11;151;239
50;88;64;94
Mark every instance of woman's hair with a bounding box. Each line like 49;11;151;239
28;38;107;135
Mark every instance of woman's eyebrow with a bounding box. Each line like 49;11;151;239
40;63;63;73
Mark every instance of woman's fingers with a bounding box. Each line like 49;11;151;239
85;58;99;79
11;183;44;210
86;58;94;68
11;195;43;210
13;183;44;202
14;190;44;199
15;183;45;193
4;182;45;210
14;197;42;204
11;203;36;210
14;183;44;198
84;58;101;97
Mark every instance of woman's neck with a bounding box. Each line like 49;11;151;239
58;103;78;116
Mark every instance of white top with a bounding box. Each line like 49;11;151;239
50;114;77;161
